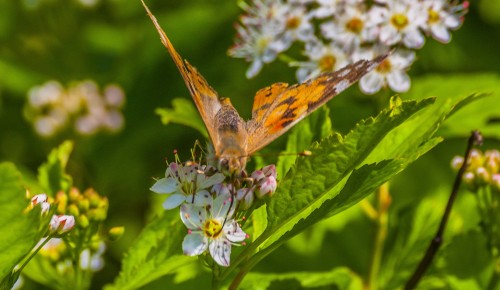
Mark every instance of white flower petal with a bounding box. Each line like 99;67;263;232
212;193;234;220
209;239;232;267
224;221;247;243
403;30;425;48
246;60;263;78
150;177;177;194
379;26;400;45
431;24;451;43
444;15;461;29
387;71;411;92
163;194;186;210
180;204;205;229
197;173;225;190
193;190;213;207
183;232;207;256
360;72;384;95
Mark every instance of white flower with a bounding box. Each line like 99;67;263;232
151;162;225;210
312;0;362;19
320;3;378;50
229;24;289;78
421;0;463;43
180;194;247;267
49;215;76;234
355;46;415;94
282;6;315;43
31;193;51;214
80;241;106;271
294;40;349;82
372;1;427;49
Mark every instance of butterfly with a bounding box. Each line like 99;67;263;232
142;1;388;175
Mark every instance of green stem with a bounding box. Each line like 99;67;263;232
486;260;500;290
16;233;56;273
367;183;391;290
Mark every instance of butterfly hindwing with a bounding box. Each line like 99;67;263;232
246;55;388;154
142;1;221;144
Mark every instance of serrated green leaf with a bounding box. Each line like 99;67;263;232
0;163;43;285
239;267;363;290
266;98;434;232
155;98;208;138
229;98;439;274
276;106;332;179
37;141;74;196
106;211;197;290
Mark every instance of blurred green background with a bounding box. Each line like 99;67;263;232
1;0;499;289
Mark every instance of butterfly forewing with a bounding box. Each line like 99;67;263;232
246;55;388;154
142;0;222;145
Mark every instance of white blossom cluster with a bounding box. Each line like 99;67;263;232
25;80;125;137
151;161;277;266
229;0;468;94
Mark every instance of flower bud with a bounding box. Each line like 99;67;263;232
78;198;90;212
491;174;500;192
69;187;80;202
469;149;483;169
262;164;277;178
256;176;277;198
476;167;490;185
49;215;75;234
463;172;476;191
251;170;265;181
236;188;254;210
108;226;125;241
78;214;90;228
31;194;47;206
450;156;464;171
68;204;80;217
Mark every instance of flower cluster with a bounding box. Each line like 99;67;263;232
452;148;500;259
24;80;125;137
151;160;278;266
26;188;122;275
451;149;500;192
229;0;468;94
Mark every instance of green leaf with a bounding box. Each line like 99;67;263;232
230;98;440;274
155;98;208;138
0;163;43;287
37;141;74;196
380;198;445;289
404;74;500;138
441;230;492;278
267;98;433;234
239;267;363;290
276;106;332;180
106;211;197;290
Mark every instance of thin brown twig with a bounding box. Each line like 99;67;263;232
404;130;482;289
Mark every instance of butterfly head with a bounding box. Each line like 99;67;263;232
218;149;247;176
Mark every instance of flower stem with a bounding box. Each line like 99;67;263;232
486;260;499;290
16;234;55;274
367;183;391;290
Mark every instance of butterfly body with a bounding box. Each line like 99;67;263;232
142;1;388;175
214;99;249;172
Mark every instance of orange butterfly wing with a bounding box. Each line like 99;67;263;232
142;1;221;145
246;55;388;154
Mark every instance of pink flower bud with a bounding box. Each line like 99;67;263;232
31;194;48;206
251;170;265;181
256;176;277;198
236;188;254;210
50;215;76;234
262;164;277;178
